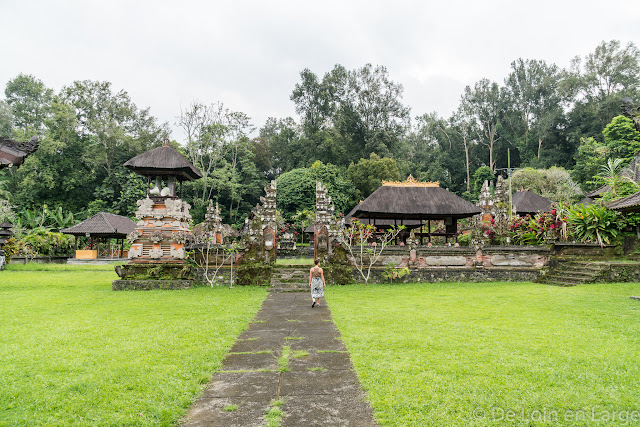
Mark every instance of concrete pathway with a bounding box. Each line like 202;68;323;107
181;292;378;426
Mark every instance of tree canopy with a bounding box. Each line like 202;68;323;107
1;40;639;227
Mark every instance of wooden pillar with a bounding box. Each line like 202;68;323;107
420;216;423;246
394;218;397;245
454;219;459;243
444;219;448;245
428;220;431;243
373;217;377;244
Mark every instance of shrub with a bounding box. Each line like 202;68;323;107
567;204;624;247
508;215;544;245
507;203;570;245
382;263;410;284
13;229;74;258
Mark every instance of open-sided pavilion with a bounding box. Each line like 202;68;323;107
351;176;481;244
62;212;136;260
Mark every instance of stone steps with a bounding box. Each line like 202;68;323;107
270;266;311;292
538;261;610;286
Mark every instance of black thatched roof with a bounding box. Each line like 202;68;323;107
61;212;136;237
607;190;640;212
351;181;481;220
512;190;552;215
577;196;595;205
0;136;39;169
586;156;640;198
124;146;202;180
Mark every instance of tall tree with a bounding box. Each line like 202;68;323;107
347;153;401;198
562;40;640;143
290;68;341;137
178;101;253;202
290;64;410;166
61;80;168;177
461;79;502;171
338;64;410;159
11;99;95;212
0;100;12;137
602;115;640;160
4;74;53;136
503;59;563;161
259;117;305;173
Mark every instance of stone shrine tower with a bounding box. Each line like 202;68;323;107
314;181;335;261
124;143;202;263
113;142;202;290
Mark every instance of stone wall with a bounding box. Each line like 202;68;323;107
597;263;640;283
550;243;617;258
9;256;69;264
358;267;542;284
278;246;313;259
191;267;237;286
355;246;550;269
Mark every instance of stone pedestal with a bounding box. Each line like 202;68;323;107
114;197;193;290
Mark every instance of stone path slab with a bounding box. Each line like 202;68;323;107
181;292;377;426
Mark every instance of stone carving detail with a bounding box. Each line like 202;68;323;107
241;181;277;263
149;230;164;243
260;180;277;230
264;227;275;250
165;198;192;222
135;198;155;219
173;231;189;244
201;200;224;244
280;231;295;250
149;247;163;259
261;181;277;261
128;197;193;262
317;232;328;251
128;245;142;259
474;176;510;242
477;180;493;218
127;230;142;244
492;175;511;235
406;230;418;250
170;246;185;259
314;181;335;259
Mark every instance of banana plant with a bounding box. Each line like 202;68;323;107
19;207;48;230
48;206;76;230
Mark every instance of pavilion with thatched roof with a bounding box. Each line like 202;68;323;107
511;190;552;216
606;191;640;213
350;176;481;244
61;212;136;259
124;144;202;199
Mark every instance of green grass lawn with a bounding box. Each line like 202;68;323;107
329;282;640;426
0;264;267;426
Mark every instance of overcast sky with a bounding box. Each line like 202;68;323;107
1;1;639;141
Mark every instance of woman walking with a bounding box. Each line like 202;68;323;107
309;259;326;308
